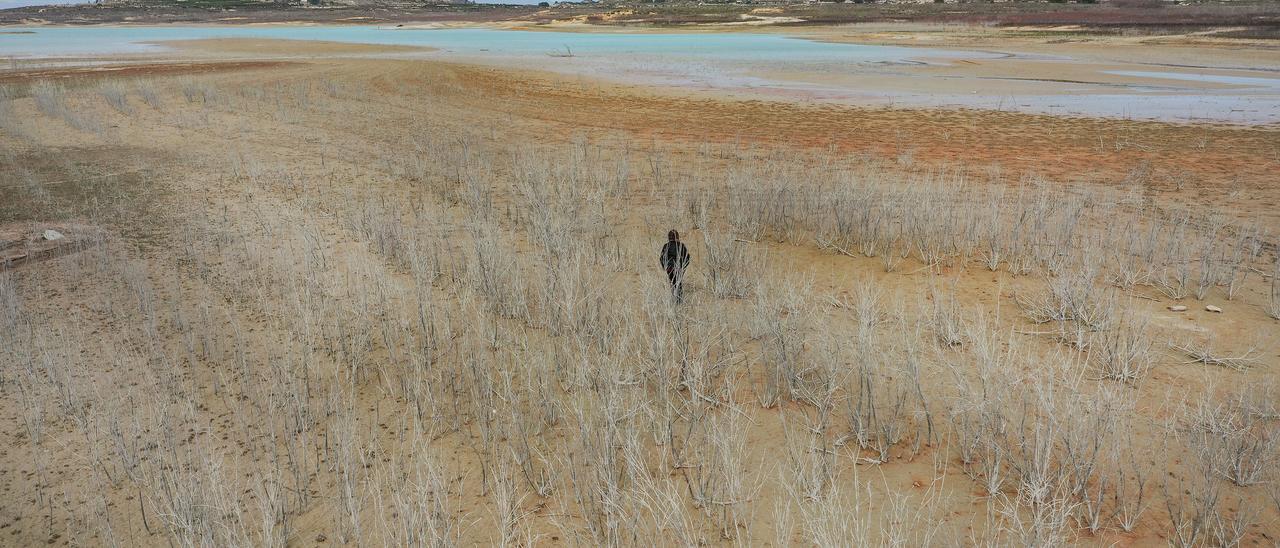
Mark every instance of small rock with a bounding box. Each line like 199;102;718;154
42;229;64;241
315;533;326;542
1205;305;1222;313
1168;305;1188;312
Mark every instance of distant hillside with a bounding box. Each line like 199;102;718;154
0;0;535;25
2;0;1277;32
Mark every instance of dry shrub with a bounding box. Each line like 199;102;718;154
703;229;764;299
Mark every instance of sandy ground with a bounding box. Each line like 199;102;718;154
1;29;1278;547
780;24;1280;102
438;62;1280;227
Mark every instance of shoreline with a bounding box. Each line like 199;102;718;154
5;25;1280;126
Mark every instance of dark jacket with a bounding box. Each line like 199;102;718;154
660;241;690;274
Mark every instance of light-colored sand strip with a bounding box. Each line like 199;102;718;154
154;37;434;56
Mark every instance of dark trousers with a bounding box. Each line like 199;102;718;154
667;268;684;303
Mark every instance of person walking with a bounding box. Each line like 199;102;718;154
659;229;691;303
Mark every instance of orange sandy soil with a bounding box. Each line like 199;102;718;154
0;34;1278;546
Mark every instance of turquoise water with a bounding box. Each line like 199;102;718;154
0;26;969;62
0;26;992;107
